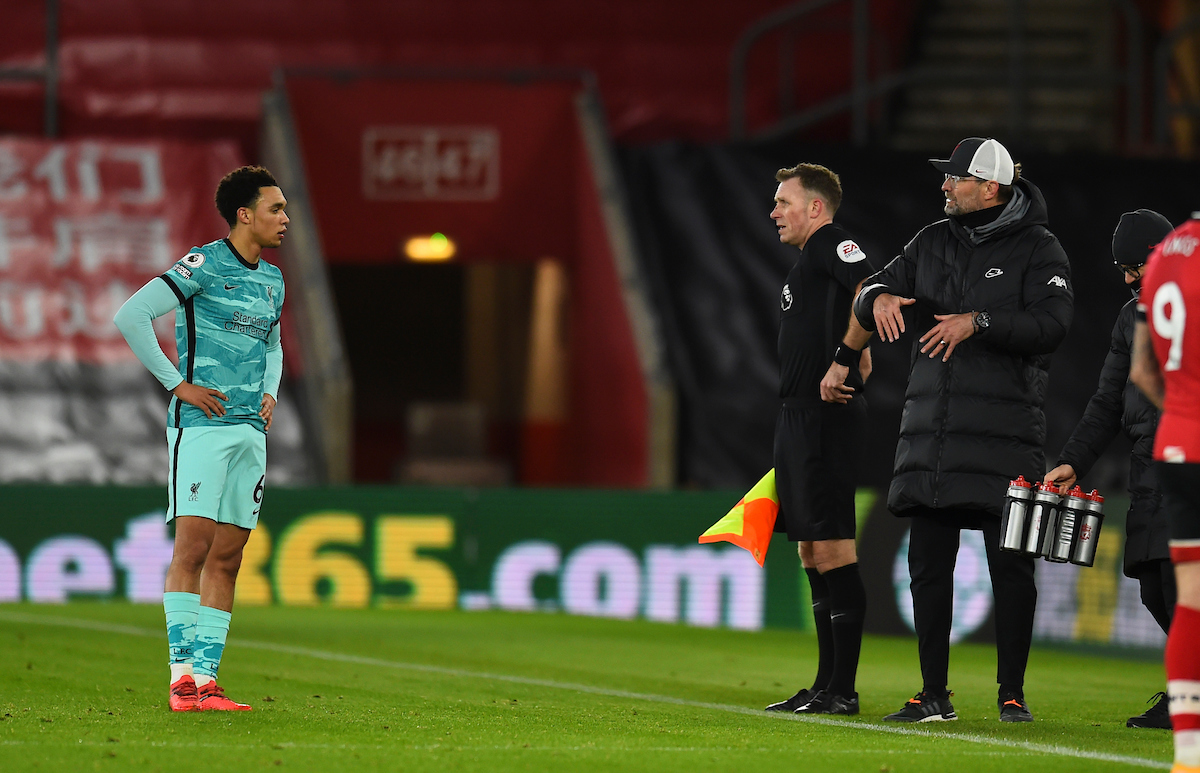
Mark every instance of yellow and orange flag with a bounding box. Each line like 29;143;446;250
699;469;779;566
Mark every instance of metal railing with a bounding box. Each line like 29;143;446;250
730;0;1145;149
729;0;870;143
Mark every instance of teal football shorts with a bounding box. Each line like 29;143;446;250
166;423;266;529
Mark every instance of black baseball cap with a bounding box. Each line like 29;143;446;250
930;137;1015;184
1112;209;1173;267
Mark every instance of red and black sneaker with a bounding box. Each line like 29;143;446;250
198;681;252;711
168;675;199;712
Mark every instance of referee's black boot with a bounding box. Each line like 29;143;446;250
794;690;860;716
1127;692;1171;729
765;688;814;712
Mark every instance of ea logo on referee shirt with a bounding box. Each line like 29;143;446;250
781;284;793;311
182;252;205;268
836;240;866;263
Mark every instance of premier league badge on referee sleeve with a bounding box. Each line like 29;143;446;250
781;284;793;311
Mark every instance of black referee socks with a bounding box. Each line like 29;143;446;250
805;567;834;694
822;562;867;698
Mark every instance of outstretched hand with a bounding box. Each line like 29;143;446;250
873;293;917;342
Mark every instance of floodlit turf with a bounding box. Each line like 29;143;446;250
0;603;1176;772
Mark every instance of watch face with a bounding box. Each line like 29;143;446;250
977;311;990;329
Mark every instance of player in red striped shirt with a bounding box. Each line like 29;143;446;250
1131;214;1200;773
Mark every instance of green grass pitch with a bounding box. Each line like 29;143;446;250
0;603;1175;771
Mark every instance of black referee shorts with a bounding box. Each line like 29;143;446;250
773;397;866;542
1155;461;1200;543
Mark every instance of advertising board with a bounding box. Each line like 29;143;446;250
0;486;1163;650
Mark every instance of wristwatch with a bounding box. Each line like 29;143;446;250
973;310;991;332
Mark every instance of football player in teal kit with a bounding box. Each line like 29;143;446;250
114;166;287;711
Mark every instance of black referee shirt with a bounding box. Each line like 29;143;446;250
778;222;876;404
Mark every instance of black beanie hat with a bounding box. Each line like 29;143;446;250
1112;209;1173;267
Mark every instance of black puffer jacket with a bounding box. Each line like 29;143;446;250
855;179;1074;520
1056;298;1167;576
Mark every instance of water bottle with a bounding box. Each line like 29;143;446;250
1069;489;1106;567
999;475;1034;552
1023;482;1061;558
1048;485;1088;563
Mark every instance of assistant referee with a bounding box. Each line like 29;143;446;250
763;163;875;716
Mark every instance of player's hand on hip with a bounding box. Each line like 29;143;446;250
173;381;227;418
873;293;916;343
820;362;855;404
260;393;277;431
919;312;975;362
1043;464;1077;494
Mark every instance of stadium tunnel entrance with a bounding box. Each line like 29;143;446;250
332;260;565;486
267;70;669;487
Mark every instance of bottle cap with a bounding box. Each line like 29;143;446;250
1010;475;1033;488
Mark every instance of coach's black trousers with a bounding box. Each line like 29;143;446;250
907;512;1037;694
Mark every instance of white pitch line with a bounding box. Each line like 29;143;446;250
0;611;1170;770
0;741;1037;755
0;739;1052;755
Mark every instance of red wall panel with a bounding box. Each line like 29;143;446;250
287;76;579;264
570;137;647;486
0;0;919;147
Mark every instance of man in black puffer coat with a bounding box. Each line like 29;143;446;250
1044;209;1175;729
852;138;1074;723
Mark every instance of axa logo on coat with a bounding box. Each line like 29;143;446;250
1047;275;1068;288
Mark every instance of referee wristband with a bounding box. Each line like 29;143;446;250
833;343;861;367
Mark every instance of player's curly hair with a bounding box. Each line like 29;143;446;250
775;163;842;215
214;166;279;226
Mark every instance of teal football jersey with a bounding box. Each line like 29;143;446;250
160;238;285;431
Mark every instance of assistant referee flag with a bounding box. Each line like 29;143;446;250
699;469;778;566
